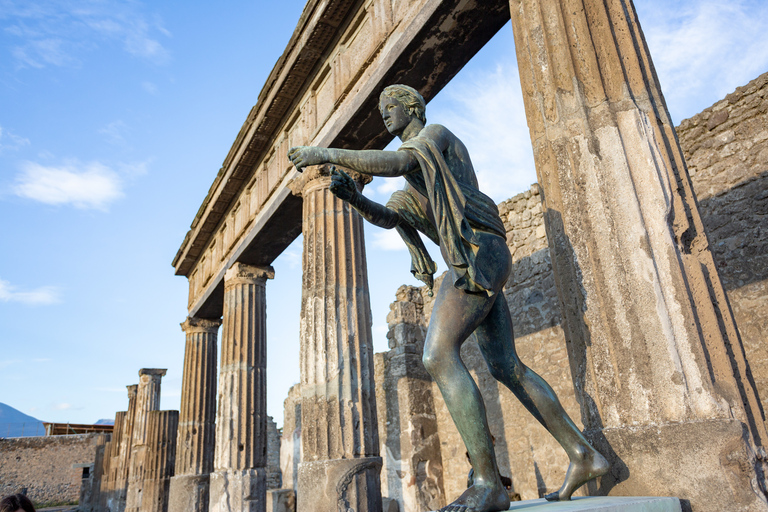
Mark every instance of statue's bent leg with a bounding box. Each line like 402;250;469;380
422;277;510;512
474;298;609;500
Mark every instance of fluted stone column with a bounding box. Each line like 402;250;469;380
508;1;767;509
168;317;221;512
126;369;167;512
209;263;274;512
288;165;381;512
114;386;138;512
103;410;125;512
140;410;179;512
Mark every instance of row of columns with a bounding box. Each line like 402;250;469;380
89;166;378;512
90;0;766;508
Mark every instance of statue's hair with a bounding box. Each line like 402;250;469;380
379;84;426;124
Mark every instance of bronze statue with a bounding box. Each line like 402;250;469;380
289;84;609;512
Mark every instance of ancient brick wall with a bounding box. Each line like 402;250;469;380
0;434;103;506
677;71;768;415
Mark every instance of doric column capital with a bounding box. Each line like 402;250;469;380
287;163;372;197
127;384;138;399
139;368;168;378
224;263;274;288
180;316;222;334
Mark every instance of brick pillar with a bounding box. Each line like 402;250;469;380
140;410;179;512
126;369;167;512
508;0;767;509
168;317;221;512
102;410;124;512
208;263;274;512
289;165;382;512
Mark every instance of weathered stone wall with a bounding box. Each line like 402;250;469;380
677;71;768;416
0;434;103;506
266;416;282;489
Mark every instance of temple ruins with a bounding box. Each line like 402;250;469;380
75;0;768;511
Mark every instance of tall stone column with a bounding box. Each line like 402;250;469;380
103;410;124;512
508;1;767;509
140;410;179;512
168;317;221;512
288;165;382;512
126;369;167;512
114;385;138;512
209;263;274;512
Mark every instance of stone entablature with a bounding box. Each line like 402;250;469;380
173;0;511;317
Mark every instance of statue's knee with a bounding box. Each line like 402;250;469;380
422;351;442;377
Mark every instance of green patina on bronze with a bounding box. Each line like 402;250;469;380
288;84;609;512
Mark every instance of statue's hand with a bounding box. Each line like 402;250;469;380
288;146;328;171
329;167;357;202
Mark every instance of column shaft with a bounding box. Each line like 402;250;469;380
168;317;221;512
209;263;273;512
126;369;167;512
140;410;179;512
290;165;381;512
114;387;137;512
509;0;766;509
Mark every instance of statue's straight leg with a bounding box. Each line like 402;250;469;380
422;237;512;511
474;284;609;500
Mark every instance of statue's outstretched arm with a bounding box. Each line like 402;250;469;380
289;146;418;177
329;168;399;229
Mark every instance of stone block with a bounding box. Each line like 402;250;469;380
167;474;209;512
209;468;266;512
502;496;681;511
266;489;295;512
586;419;762;512
297;457;382;512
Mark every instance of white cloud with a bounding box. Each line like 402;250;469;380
0;125;31;153
141;81;158;95
429;63;538;203
13;160;124;210
639;0;768;123
54;402;73;410
99;120;128;145
371;228;406;251
1;0;171;69
0;278;60;305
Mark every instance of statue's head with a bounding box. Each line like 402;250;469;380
379;84;426;125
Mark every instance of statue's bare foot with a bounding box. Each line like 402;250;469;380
545;449;610;501
438;482;510;512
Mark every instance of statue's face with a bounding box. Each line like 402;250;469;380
380;96;411;135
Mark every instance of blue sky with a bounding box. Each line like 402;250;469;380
1;0;767;430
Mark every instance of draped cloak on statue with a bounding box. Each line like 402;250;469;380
385;130;506;296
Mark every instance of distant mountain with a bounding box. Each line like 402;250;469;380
0;402;45;438
94;418;115;425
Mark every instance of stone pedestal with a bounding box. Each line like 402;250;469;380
508;1;767;510
126;369;167;512
210;468;267;512
496;496;681;511
168;317;221;512
289;165;381;512
208;263;273;512
140;410;179;512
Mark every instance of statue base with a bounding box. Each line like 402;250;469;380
447;496;682;511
